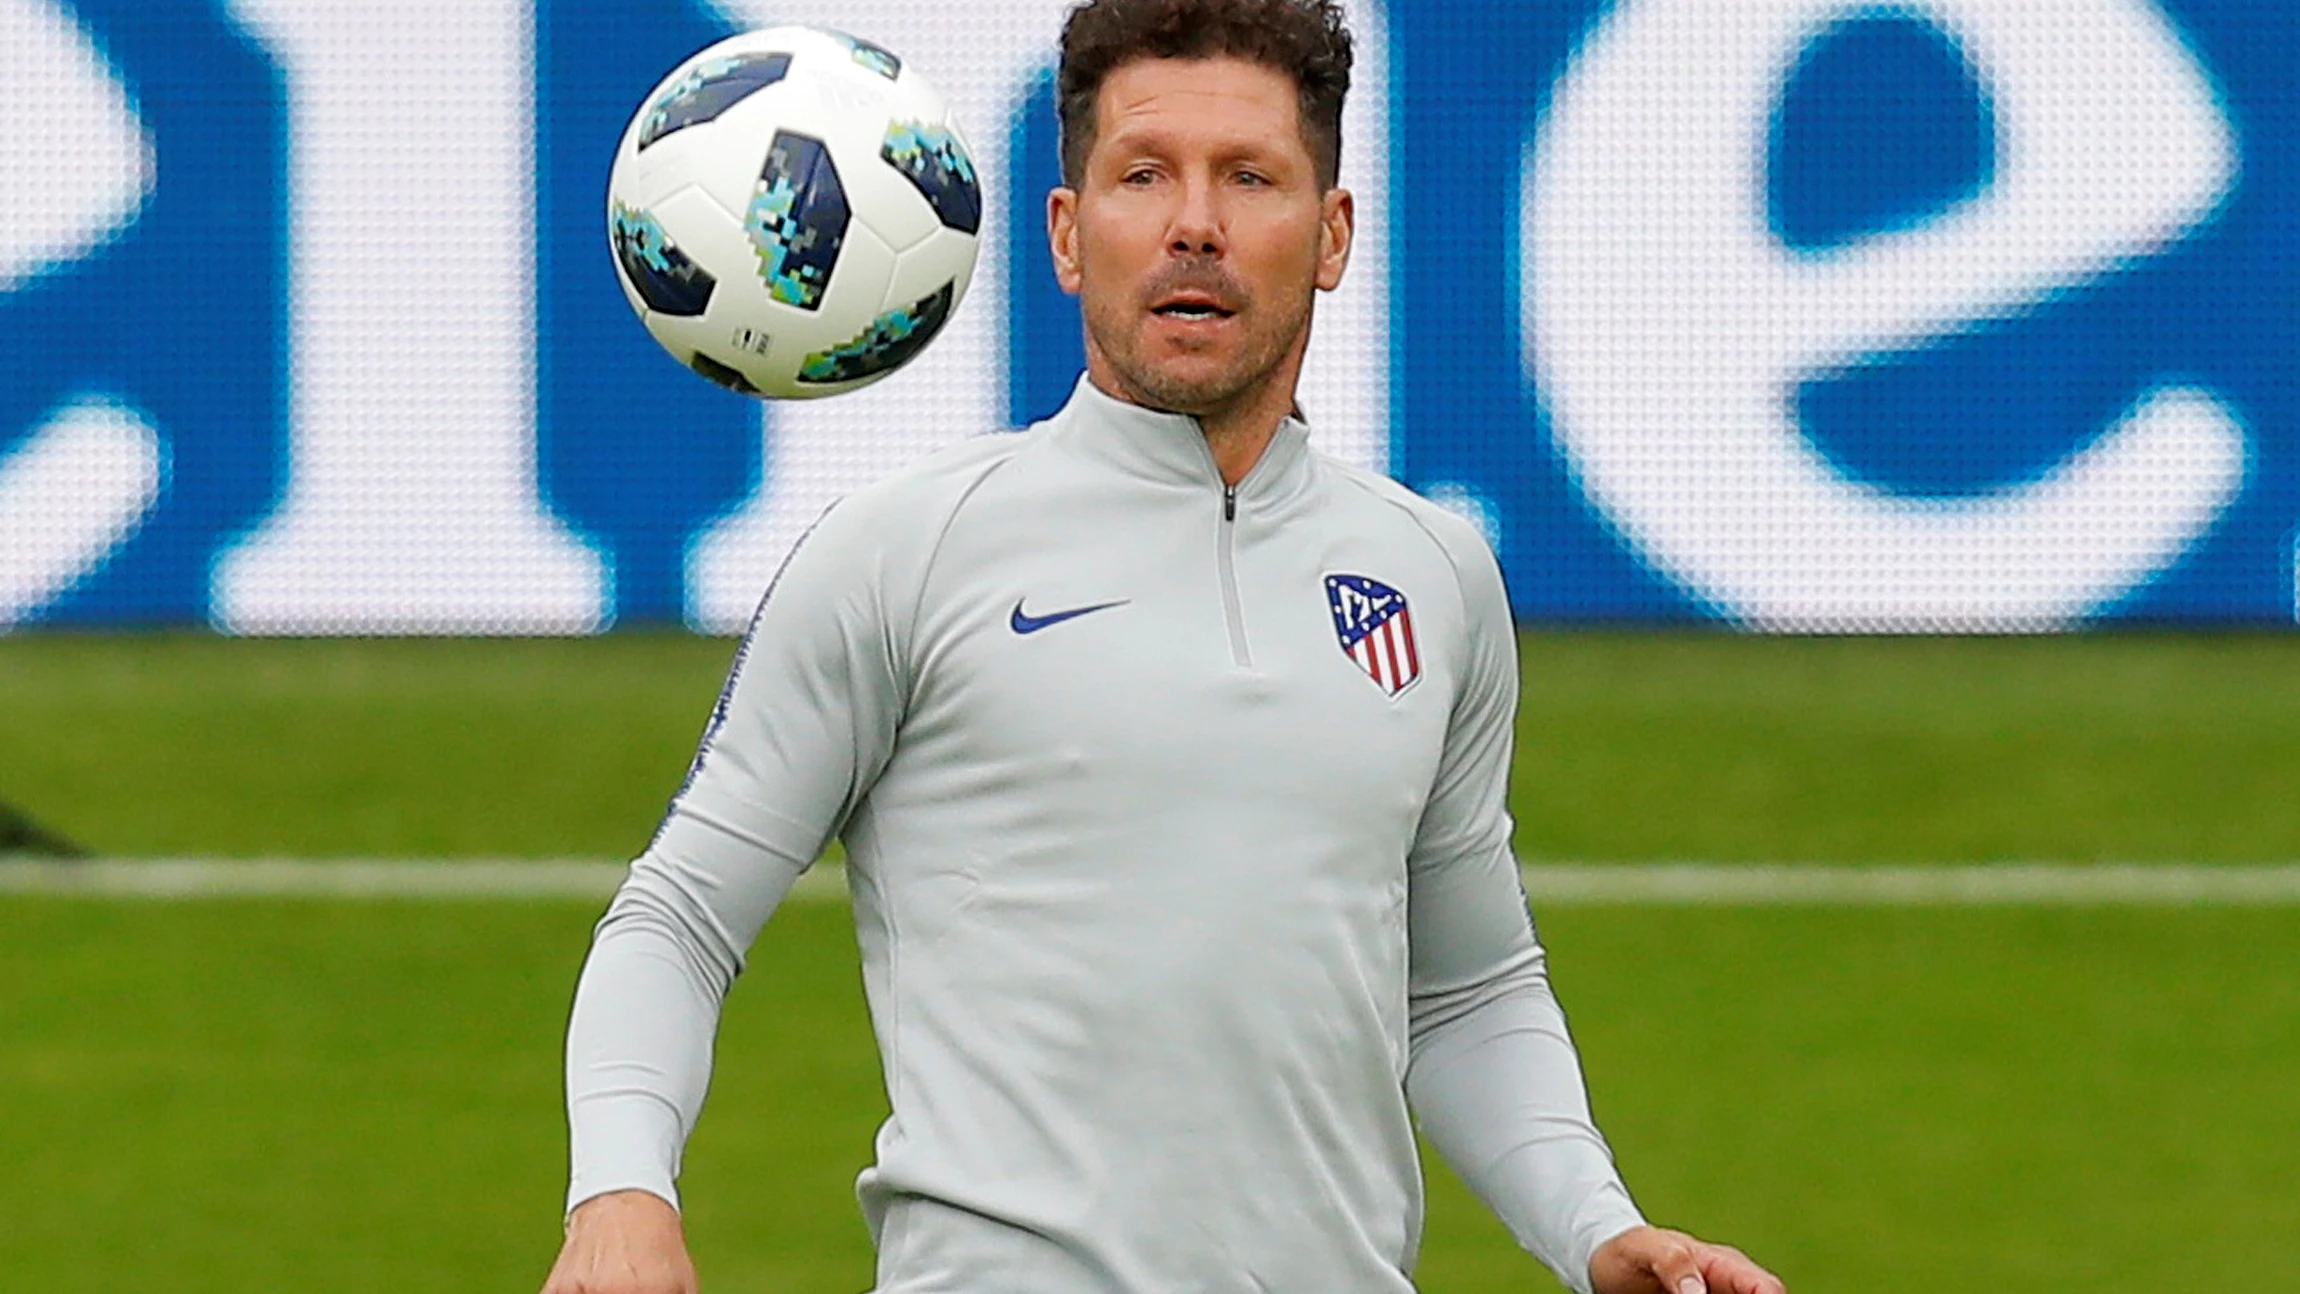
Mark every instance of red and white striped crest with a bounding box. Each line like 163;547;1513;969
1325;574;1422;697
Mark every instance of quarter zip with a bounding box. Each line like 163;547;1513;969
1217;483;1250;666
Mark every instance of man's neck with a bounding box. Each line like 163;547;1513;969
1084;366;1299;488
1196;398;1288;487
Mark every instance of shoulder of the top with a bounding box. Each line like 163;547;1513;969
1319;455;1500;575
817;425;1038;534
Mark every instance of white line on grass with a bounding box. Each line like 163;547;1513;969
0;859;641;900
5;859;2300;904
1515;862;2300;905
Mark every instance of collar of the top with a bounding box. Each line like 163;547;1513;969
1054;373;1315;512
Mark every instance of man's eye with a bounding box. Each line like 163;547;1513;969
1122;168;1157;185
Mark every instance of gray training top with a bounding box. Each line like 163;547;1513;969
565;377;1646;1294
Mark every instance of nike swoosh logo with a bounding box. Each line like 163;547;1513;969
1009;598;1129;635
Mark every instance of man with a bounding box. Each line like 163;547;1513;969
542;1;1787;1292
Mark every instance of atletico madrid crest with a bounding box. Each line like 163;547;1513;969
1325;574;1422;697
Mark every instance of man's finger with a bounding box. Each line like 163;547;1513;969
1696;1240;1787;1294
1591;1225;1707;1294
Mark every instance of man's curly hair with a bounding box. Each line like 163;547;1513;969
1056;0;1353;190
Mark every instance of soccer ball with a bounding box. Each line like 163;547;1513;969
606;27;982;399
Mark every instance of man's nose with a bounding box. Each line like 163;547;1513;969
1167;177;1223;256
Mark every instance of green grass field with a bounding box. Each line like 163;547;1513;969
3;897;2293;1292
3;632;2297;1291
6;631;2298;860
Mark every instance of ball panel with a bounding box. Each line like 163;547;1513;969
833;133;940;254
795;213;898;341
668;88;808;230
617;186;746;377
656;216;894;400
749;218;897;397
636;52;794;152
745;131;848;310
880;120;980;235
821;28;902;81
687;351;761;395
885;224;979;310
795;280;955;387
609;201;715;317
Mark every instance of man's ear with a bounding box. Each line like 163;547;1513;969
1316;187;1355;292
1048;186;1083;296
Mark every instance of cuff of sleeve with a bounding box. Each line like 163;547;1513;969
1564;1190;1648;1294
567;1091;686;1219
564;1180;682;1229
1475;1138;1644;1294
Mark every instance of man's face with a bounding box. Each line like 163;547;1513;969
1049;56;1353;419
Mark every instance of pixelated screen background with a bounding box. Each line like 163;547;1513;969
2;0;2294;633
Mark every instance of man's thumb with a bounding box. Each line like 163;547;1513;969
1656;1250;1707;1294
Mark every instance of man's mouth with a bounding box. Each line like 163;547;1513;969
1152;293;1236;322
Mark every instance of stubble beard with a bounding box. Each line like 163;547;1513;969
1086;267;1313;420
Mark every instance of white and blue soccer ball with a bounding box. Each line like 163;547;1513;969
606;26;981;399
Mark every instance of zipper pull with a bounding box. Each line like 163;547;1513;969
1223;484;1237;522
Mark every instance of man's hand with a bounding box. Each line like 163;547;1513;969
1589;1224;1785;1294
540;1189;699;1294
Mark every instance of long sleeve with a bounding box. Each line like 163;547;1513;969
1402;521;1645;1294
562;496;910;1214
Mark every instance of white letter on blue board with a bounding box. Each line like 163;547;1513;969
1525;0;2245;629
215;0;606;632
0;0;159;626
